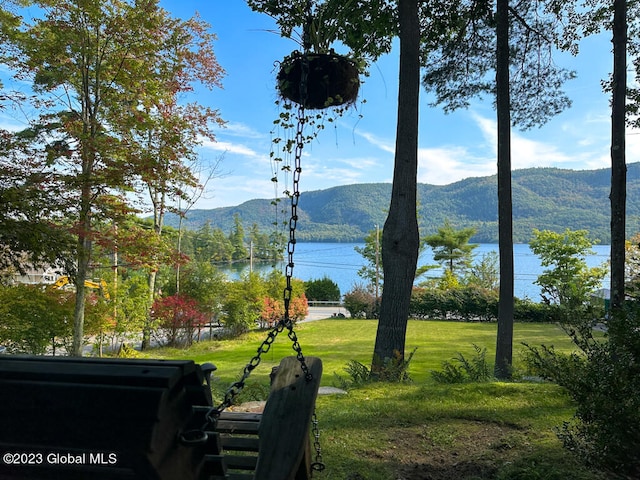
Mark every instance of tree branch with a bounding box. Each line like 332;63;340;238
508;6;551;43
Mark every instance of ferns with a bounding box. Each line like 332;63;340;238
431;344;494;383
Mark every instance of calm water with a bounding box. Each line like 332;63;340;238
221;242;611;301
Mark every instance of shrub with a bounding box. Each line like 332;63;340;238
513;298;558;323
116;342;141;358
524;305;640;477
334;348;417;388
410;287;444;319
530;229;608;310
431;344;493;383
304;276;340;302
343;284;378;318
0;285;74;354
152;294;208;347
374;347;417;382
458;287;498;321
410;286;498;321
259;297;284;328
289;293;309;322
411;286;583;323
333;360;373;389
258;294;309;327
221;273;266;335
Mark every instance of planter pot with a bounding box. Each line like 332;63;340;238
277;52;360;109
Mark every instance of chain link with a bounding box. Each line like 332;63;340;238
204;22;313;428
299;7;325;475
204;314;308;426
201;7;324;475
311;412;325;473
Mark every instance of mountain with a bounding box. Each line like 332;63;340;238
165;163;640;244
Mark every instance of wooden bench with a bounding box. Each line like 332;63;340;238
0;355;322;480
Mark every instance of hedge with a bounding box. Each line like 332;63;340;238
410;287;559;322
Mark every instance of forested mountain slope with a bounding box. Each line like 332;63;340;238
166;163;640;243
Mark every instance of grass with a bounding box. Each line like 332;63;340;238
139;319;607;479
145;319;582;385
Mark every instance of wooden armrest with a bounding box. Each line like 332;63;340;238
254;356;322;480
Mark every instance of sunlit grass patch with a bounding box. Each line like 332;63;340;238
138;319;605;479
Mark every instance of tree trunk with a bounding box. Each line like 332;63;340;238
141;270;157;350
71;185;93;356
71;114;97;356
71;245;89;356
610;0;627;313
372;0;420;370
494;0;514;379
142;188;165;350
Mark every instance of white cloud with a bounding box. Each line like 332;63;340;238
511;136;574;170
560;112;609;148
195;111;640;210
473;112;611;172
418;146;494;185
198;175;277;209
628;127;640;162
272;153;380;191
358;119;497;185
200;138;262;158
356;124;494;185
356;130;395;154
338;157;383;172
218;121;266;139
304;163;376;186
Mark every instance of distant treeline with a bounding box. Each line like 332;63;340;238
179;214;284;264
161;163;640;244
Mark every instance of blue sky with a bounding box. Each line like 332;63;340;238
181;1;639;209
2;1;639;210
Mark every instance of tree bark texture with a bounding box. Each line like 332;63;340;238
610;0;627;312
372;0;420;368
494;0;514;379
142;188;165;350
71;130;96;356
71;236;90;356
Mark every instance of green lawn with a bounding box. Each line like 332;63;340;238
146;319;582;385
141;319;607;480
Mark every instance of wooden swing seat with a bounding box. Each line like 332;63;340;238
0;355;322;480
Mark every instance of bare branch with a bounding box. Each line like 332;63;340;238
508;5;551;43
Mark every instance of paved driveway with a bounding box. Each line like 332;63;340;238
304;306;350;321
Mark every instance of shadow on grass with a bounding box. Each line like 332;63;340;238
316;382;604;480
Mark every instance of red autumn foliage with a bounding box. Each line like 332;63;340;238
151;294;207;346
259;293;309;328
260;296;284;328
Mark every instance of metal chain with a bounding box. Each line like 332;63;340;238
300;5;324;475
281;92;309;376
203;19;314;429
311;412;325;473
204;313;308;425
200;8;325;476
281;0;312;382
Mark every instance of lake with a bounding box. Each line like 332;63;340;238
221;242;612;301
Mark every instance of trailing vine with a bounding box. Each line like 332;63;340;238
269;95;364;242
263;0;367;246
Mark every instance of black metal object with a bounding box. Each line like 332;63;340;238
0;356;213;480
277;52;360;109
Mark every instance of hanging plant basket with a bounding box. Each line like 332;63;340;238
277;51;360;109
